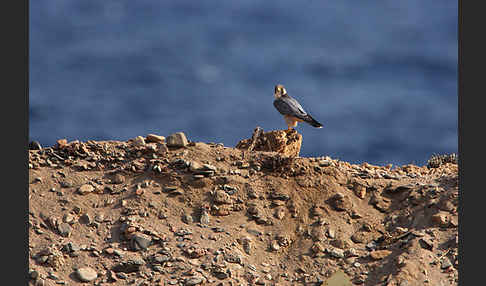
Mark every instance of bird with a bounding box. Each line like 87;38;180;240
273;84;323;130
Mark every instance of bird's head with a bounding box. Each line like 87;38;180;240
274;84;287;98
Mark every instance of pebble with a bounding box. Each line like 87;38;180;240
78;184;95;195
132;136;146;147
431;212;450;227
62;213;75;224
182;213;193;224
328;247;345;258
57;223;72;237
130;233;152;251
75;267;98;282
441;258;453;269
167;132;188;147
29;269;39;280
146;134;165;144
185;277;203;285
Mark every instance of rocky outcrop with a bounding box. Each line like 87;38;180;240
235;127;303;157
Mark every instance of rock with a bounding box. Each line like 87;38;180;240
56;139;68;148
78;184;95;195
182;213;193;224
57;223;72;237
240;236;252;254
328;247;345;258
112;256;145;273
29;269;39;280
330;239;349;249
213;190;232;204
327;228;336;239
274;207;285;219
431;212;450;227
80;213;93;225
146;134;165;144
156;143;169;154
236;127;302;157
167;132;188;147
441;258;453;269
311;242;325;255
419;237;434;250
185;246;206;258
327;193;353;211
163;186;184;196
353;184;367;199
132;136;146;147
370;193;391;212
200;208;210;225
62;213;75;224
351;231;375;244
224;253;242;264
29;141;42;150
75;267;98;282
370;250;392;260
185;277;204;285
130;233;152;251
270;240;280;251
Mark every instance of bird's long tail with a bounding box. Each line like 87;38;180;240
304;114;323;128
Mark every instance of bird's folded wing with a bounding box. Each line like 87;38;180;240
273;97;307;119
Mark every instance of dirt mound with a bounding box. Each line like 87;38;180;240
28;132;458;285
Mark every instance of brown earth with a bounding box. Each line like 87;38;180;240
28;130;458;286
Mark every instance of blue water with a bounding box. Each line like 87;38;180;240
29;1;458;166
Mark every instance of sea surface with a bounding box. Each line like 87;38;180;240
29;1;458;166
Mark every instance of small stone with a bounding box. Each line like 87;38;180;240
370;250;392;260
270;240;280;251
327;228;336;239
167;132;188;147
75;267;98;282
213;190;232;204
328;193;353;211
431;212;450;227
130;233;152;251
29;141;42;150
146;134;166;144
112;256;145;273
29;269;39;280
182;213;193;224
352;182;367;199
57;223;72;237
328;247;345;258
274;207;285;220
419;237;434;250
62;213;75;224
200;210;210;225
132;136;146;147
185;277;204;285
80;213;93;225
56;139;68;148
163;186;184;196
240;236;252;255
78;184;95;195
441;258;453;269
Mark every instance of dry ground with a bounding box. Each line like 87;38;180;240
28;135;458;286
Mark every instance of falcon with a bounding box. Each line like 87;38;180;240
273;84;323;130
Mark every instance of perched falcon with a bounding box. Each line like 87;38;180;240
273;84;323;130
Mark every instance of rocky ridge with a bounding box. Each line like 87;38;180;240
28;130;458;286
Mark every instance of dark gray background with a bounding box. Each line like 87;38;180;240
29;1;457;166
